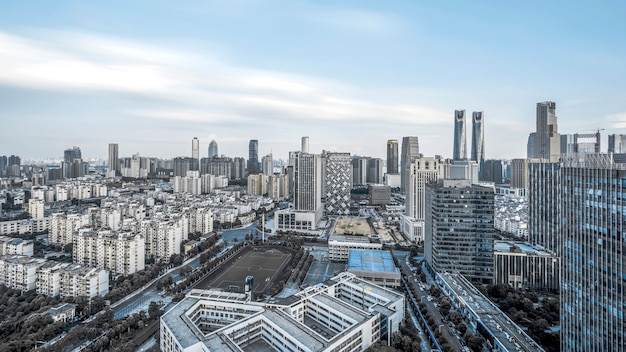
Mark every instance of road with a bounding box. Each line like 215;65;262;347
394;253;465;352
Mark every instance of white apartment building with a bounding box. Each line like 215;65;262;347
49;212;85;245
59;264;109;298
28;198;45;219
161;272;404;352
0;255;46;291
186;207;213;235
74;228;145;275
0;218;50;236
141;216;187;261
0;236;34;256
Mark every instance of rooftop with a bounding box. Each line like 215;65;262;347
494;241;554;256
347;249;399;274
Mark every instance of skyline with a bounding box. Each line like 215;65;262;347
1;1;626;161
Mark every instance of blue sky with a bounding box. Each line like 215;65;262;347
1;1;625;162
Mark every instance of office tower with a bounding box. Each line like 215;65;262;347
248;140;259;175
208;140;218;158
510;158;541;189
608;134;626;153
400;136;420;194
367;158;384;184
424;179;495;284
470;111;484;164
191;137;200;170
403;157;447;243
453;110;467;161
293;152;322;213
108;143;119;176
533;101;560;162
386;139;399;174
301;136;309;153
324;153;352;215
262;153;273;176
527;133;535;158
351;157;368;185
0;156;6;176
560;134;576;155
528;161;560;254
64;147;82;163
481;159;504;184
449;160;480;184
560;153;626;351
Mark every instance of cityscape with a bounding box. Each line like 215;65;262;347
1;2;625;352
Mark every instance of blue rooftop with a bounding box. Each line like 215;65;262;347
347;250;399;273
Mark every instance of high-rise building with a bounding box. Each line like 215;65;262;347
232;157;247;180
301;136;309;153
324;153;352;215
424;179;495;284
527;133;536;158
200;156;232;179
481;159;504;184
208;140;218;158
453;110;467;161
400;136;420;194
533;101;560;162
173;157;196;177
248;140;259;175
352;157;368;186
401;157;447;243
262;154;273;176
386;139;399;174
192;137;200;170
608;134;626;153
560;153;626;351
528;161;560;254
510;158;541;190
470;111;484;166
366;158;383;184
293;152;322;213
63;147;81;163
108;143;119;176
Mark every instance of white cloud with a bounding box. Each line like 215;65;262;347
0;29;447;129
606;112;626;128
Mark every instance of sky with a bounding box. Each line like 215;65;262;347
1;1;625;163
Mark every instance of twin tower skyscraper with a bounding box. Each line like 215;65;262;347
453;110;484;163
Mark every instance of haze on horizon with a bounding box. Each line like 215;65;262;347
1;1;625;162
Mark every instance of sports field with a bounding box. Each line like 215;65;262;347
204;248;291;294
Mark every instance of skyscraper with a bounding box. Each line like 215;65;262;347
301;136;309;153
400;136;419;194
470;111;484;164
453;110;467;161
528;161;560;254
527;133;536;158
425;179;495;284
402;157;447;243
208;140;218;158
366;158;384;184
248;140;259;175
608;134;626;153
262;153;273;176
108;143;119;176
351;157;368;185
560;153;626;351
386;139;399;174
293;152;322;213
192;137;200;170
324;152;352;215
533;101;560;162
64;146;82;163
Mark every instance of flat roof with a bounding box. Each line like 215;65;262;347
438;273;545;352
347;250;399;274
262;309;326;351
161;297;204;349
494;241;554;256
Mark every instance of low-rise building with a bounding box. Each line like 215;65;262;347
494;241;559;291
0;236;34;256
347;250;401;288
160;272;404;352
328;235;383;262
